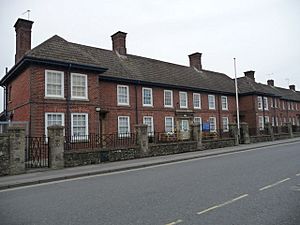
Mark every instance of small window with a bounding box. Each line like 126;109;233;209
142;88;153;106
265;116;269;123
257;96;263;110
193;93;201;109
165;117;174;133
282;101;285;109
263;97;268;110
45;70;64;98
209;117;216;132
221;96;228;110
118;116;130;137
258;116;264;130
164;90;173;107
222;117;229;132
208;95;215;110
8;86;12;101
291;102;294;110
143;116;154;136
287;102;291;110
194;117;202;131
179;92;188;109
274;99;278;108
71;73;88;99
45;113;64;136
117;85;129;106
71;113;88;138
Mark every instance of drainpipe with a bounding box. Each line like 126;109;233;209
135;84;138;124
66;64;71;137
217;95;222;137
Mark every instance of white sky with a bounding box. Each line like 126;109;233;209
0;0;299;111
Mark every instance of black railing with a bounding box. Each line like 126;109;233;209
64;133;137;150
292;125;300;133
249;128;269;136
25;136;49;168
202;129;231;140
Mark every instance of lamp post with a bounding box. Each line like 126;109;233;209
234;58;240;140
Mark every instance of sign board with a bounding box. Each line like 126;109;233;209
202;122;210;132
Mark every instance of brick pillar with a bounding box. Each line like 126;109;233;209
191;124;202;149
135;124;149;157
48;125;64;169
8;127;26;175
240;122;250;144
285;122;294;138
265;122;274;141
229;124;239;146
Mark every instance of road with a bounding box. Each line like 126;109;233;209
0;142;300;225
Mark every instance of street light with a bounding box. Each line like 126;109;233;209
234;58;240;140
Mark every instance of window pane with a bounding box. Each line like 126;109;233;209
143;88;152;105
118;86;129;104
46;71;63;97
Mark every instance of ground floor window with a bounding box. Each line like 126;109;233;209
45;113;64;136
194;117;202;131
209;117;216;132
180;120;189;132
118;116;130;137
222;117;229;132
143;116;154;136
165;117;174;133
71;113;88;137
258;116;264;130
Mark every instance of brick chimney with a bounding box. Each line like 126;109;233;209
188;52;202;70
244;70;255;81
289;85;296;91
267;79;274;86
14;18;34;63
111;31;127;55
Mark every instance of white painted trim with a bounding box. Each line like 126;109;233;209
71;113;89;137
142;87;153;107
70;73;88;100
164;90;173;108
193;93;201;109
179;91;188;109
117;85;130;106
45;70;64;98
45;113;65;137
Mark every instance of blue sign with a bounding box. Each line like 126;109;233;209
202;122;210;131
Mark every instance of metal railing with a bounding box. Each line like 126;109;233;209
25;136;49;168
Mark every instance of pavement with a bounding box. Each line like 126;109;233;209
1;137;300;190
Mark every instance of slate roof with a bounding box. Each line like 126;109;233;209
25;35;236;94
238;76;300;102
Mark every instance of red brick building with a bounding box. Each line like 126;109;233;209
1;18;300;137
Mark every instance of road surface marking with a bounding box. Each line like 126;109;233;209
197;194;248;215
165;219;183;225
0;141;299;192
259;178;291;191
296;173;300;176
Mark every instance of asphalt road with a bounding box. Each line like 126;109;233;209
0;142;300;225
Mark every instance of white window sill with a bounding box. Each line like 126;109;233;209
71;98;89;101
44;96;66;100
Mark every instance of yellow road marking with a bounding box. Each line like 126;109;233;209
197;194;248;215
165;219;183;225
259;178;291;191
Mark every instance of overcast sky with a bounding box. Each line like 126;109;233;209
0;0;299;111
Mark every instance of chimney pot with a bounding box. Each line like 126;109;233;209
244;70;255;81
267;79;274;86
111;31;127;55
188;52;202;70
14;18;34;63
289;85;296;91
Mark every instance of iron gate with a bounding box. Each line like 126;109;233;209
25;136;49;168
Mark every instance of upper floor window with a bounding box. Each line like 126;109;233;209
282;101;285;109
193;93;201;109
208;95;216;110
117;85;129;106
71;73;88;100
296;103;298;111
287;102;291;110
45;70;64;98
263;97;268;110
274;99;278;108
142;87;153;106
8;86;12;101
164;90;173;108
221;96;228;110
270;98;274;108
291;102;294;110
257;96;263;110
179;92;188;108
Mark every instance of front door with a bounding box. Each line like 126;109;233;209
180;119;190;140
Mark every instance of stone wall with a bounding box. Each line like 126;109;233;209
149;141;198;157
0;134;10;176
202;138;236;150
250;135;272;143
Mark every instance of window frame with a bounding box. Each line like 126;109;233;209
45;70;64;98
209;117;217;132
164;90;173;108
45;113;65;137
257;96;263;110
222;117;229;132
221;96;228;110
165;116;174;133
263;97;268;110
118;116;130;137
143;116;154;136
193;93;201;109
71;113;89;138
117;85;129;106
71;73;88;100
194;117;202;131
142;87;153;107
258;116;264;130
208;95;216;110
179;91;188;109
